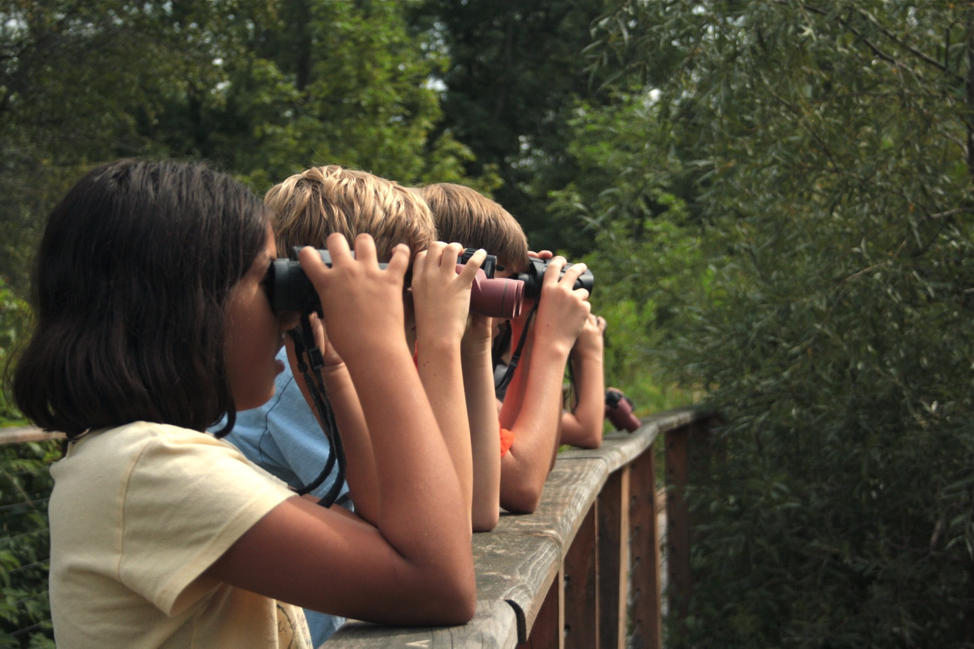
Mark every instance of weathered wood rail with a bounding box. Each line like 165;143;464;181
326;406;717;649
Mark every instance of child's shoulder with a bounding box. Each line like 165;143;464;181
54;421;243;484
51;420;292;510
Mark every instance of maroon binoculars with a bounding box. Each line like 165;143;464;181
605;389;640;432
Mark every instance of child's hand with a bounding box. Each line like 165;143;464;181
572;314;606;358
411;243;486;347
462;312;493;353
307;312;345;367
534;257;592;350
298;233;410;362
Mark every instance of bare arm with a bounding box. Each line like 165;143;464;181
462;313;501;531
207;234;476;625
286;315;381;523
411;244;486;530
558;314;606;449
498;259;592;514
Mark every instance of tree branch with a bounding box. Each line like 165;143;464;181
799;2;965;84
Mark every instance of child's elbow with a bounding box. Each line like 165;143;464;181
500;480;544;515
472;504;500;532
431;576;477;625
576;429;602;449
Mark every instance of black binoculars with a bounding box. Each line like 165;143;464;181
266;247;524;319
515;257;594;299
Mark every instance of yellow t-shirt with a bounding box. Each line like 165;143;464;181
47;421;313;648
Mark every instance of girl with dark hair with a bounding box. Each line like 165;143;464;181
12;160;476;647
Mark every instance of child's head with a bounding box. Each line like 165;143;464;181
418;183;530;274
13;159;273;437
268;165;435;262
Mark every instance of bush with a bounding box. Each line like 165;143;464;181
0;278;28;425
576;2;974;646
0;440;58;648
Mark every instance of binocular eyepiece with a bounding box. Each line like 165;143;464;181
515;257;594;299
266;247;524;319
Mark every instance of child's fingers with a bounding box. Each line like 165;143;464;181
413;249;429;273
386;243;411;279
456;248;486;284
441;242;464;270
560;261;588;289
424;241;447;269
541;257;567;286
298;245;330;283
350;233;378;267
309;312;327;350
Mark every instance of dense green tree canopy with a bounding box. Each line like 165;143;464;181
0;0;478;291
411;0;613;254
570;1;974;646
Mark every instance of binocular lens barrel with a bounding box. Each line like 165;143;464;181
461;266;524;319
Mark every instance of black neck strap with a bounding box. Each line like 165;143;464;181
494;304;537;392
289;314;346;507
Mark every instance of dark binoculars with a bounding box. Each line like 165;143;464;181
605;389;640;432
267;247;524;319
515;257;594;299
460;247;498;279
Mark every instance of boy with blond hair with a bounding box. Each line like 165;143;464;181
224;166;490;645
420;183;605;515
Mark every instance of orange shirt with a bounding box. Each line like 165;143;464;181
499;425;514;457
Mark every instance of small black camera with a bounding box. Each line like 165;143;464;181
265;247;523;318
515;257;594;299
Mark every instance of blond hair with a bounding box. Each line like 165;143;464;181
419;183;530;273
268;166;435;262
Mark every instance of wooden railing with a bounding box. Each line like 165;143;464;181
0;408;716;647
326;406;717;649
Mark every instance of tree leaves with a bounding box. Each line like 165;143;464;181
572;1;974;646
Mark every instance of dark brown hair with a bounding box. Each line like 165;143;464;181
12;160;268;438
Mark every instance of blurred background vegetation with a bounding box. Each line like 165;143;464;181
2;0;974;647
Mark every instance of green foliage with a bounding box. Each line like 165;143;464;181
579;1;974;646
551;90;708;412
0;0;487;292
0;440;58;647
411;0;612;254
0;278;27;425
143;0;478;190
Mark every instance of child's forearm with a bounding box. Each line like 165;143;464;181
462;343;501;532
287;339;379;516
321;363;381;522
558;347;605;449
344;340;472;563
499;341;572;513
416;337;473;528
